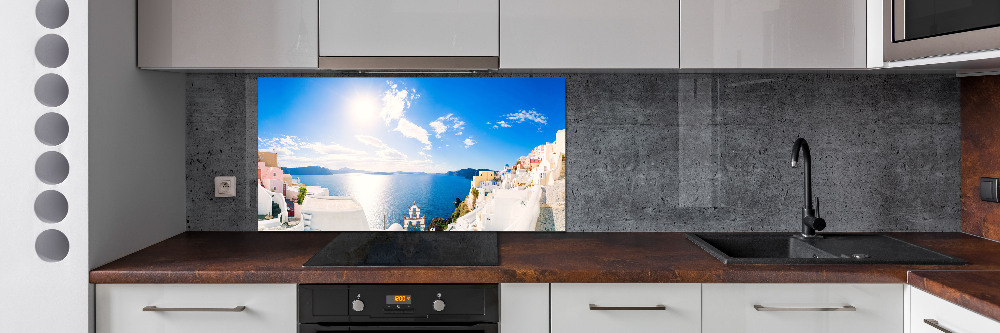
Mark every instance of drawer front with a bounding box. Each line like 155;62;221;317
96;284;296;333
911;288;1000;333
551;283;701;333
702;283;903;333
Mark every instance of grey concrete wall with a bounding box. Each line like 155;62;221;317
187;73;960;232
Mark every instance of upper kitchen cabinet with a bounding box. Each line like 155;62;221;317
138;0;318;69
681;0;879;69
500;0;680;69
318;0;500;70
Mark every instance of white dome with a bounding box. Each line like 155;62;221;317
257;183;272;215
386;223;404;231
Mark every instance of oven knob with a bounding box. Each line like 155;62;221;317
432;299;446;312
351;299;364;312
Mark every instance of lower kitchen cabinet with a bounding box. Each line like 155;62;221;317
551;283;702;333
95;284;296;333
910;287;1000;333
500;283;549;333
702;284;903;333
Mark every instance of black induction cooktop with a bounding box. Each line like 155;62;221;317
303;232;499;267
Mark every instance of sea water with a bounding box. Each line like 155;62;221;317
295;173;473;230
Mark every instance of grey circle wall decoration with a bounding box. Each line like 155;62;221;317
35;151;69;184
34;190;68;223
35;34;69;68
35;229;69;262
34;73;69;107
35;112;69;146
36;0;69;29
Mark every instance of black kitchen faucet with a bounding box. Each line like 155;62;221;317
791;138;826;238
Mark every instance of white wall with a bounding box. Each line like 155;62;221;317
0;0;185;331
88;0;186;269
0;0;90;331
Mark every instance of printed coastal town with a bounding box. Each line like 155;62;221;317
257;130;566;231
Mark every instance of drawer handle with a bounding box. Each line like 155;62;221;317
753;305;856;312
143;306;247;312
924;319;955;333
589;304;667;311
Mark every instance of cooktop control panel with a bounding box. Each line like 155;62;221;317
299;284;498;323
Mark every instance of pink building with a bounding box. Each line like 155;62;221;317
258;161;286;195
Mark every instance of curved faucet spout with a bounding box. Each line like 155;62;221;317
791;138;824;237
791;138;812;210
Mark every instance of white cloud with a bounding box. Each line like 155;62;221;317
380;81;417;124
504;109;548;125
463;137;476;148
428;114;465;138
301;142;365;156
454;131;462;136
429;120;448;138
418;151;432;159
377;147;408;161
356;135;389;149
394;118;432;149
494;120;511;129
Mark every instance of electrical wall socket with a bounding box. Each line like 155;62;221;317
215;176;236;197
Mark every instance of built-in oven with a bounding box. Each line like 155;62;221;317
299;284;498;333
884;0;1000;61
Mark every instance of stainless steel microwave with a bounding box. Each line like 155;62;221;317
884;0;1000;62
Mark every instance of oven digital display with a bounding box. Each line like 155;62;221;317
386;295;412;304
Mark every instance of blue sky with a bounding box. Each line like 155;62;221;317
258;77;566;173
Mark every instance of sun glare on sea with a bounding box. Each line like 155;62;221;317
348;93;379;125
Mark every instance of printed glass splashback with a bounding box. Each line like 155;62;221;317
257;77;566;231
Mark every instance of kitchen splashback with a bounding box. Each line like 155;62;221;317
187;73;960;232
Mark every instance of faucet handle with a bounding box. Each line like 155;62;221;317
815;197;820;218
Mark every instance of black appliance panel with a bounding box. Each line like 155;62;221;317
300;284;499;325
299;323;498;333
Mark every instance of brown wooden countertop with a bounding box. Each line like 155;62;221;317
908;270;1000;323
91;231;1000;285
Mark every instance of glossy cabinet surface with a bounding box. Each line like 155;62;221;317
681;0;869;68
702;283;903;333
910;287;1000;333
551;283;701;333
501;0;680;69
499;284;549;333
138;0;318;69
319;0;499;57
96;284;296;333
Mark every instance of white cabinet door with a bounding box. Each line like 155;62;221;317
911;287;1000;333
319;0;499;57
702;283;903;333
96;284;297;333
681;0;869;68
551;283;701;333
138;0;318;69
501;0;680;69
500;284;549;333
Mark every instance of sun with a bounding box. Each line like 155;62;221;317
348;93;379;124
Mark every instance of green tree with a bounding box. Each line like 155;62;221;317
430;217;449;232
451;202;471;220
470;187;480;208
297;186;307;205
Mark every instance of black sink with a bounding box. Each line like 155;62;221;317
686;233;966;265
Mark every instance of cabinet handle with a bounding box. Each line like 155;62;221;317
143;306;247;312
924;319;955;333
589;304;667;311
753;305;856;312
